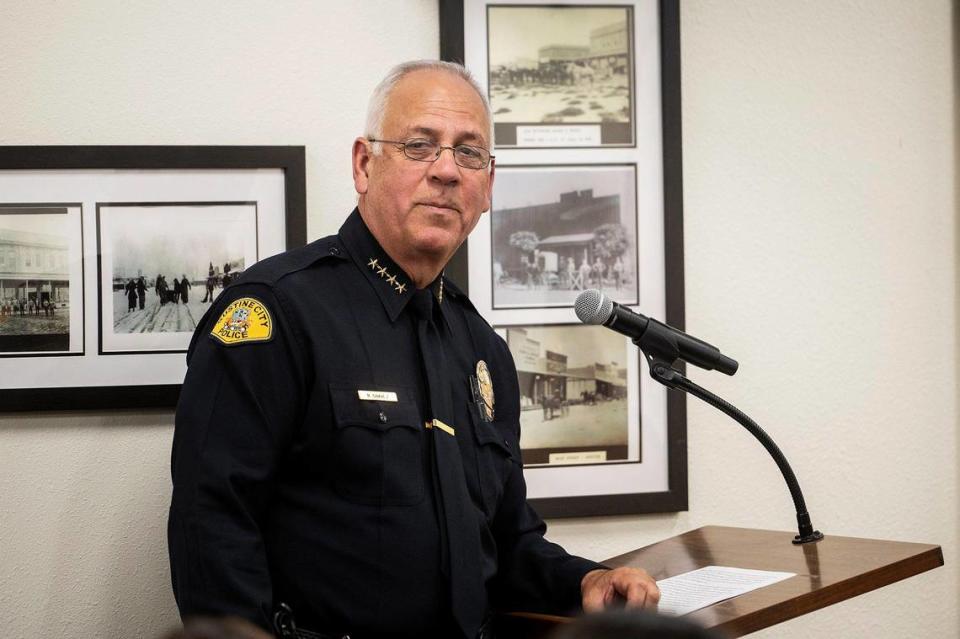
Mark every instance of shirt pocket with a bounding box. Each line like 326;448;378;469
329;383;424;506
468;402;517;517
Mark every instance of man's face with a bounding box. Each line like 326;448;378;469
353;69;495;267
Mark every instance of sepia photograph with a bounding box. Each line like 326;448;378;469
487;4;634;147
97;202;258;354
0;205;83;356
491;164;638;309
496;323;636;467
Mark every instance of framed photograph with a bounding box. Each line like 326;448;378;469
491;164;638;309
0;146;306;411
97;202;259;354
440;0;686;516
496;323;635;466
487;4;634;148
0;204;84;356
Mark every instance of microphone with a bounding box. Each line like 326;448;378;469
574;289;738;376
577;291;822;544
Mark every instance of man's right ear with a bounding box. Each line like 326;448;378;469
352;138;371;195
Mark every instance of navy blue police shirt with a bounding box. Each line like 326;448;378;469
168;209;602;636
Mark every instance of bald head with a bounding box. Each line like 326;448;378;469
365;60;494;150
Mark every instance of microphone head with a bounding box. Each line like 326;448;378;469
575;289;614;325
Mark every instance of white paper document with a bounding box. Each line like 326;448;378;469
657;566;796;616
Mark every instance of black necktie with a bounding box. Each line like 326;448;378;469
410;288;485;638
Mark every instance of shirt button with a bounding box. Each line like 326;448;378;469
378;411;388;423
329;246;341;256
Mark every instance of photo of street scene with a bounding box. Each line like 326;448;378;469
487;5;633;146
0;206;82;355
491;164;638;309
497;324;635;466
98;202;257;353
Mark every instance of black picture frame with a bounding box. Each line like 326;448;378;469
439;0;687;517
0;145;306;411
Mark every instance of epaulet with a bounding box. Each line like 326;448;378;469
184;236;347;360
228;235;347;288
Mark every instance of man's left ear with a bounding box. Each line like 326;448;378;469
352;138;372;195
483;159;496;212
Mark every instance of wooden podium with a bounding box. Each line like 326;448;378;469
498;526;944;638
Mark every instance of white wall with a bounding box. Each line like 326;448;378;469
0;1;955;637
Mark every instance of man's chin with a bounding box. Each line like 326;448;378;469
412;228;462;259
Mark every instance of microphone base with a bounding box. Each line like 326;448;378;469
793;512;825;545
793;530;825;545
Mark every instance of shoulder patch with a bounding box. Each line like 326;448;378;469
209;297;274;345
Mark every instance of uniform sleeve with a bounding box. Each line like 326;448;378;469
167;283;308;629
491;468;604;614
487;339;605;615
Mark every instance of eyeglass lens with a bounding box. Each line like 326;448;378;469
403;140;489;169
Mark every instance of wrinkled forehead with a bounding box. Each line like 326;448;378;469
383;70;492;146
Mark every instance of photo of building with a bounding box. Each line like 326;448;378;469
491;164;638;308
0;208;77;354
0;229;70;307
499;324;633;466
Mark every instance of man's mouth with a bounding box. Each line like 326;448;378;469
419;201;460;213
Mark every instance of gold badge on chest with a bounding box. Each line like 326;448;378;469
476;360;494;422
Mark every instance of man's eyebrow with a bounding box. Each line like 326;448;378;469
407;126;486;147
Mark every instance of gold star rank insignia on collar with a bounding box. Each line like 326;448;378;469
367;256;408;295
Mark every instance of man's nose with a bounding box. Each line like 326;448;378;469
427;147;460;185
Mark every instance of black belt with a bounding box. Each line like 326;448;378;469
272;603;495;639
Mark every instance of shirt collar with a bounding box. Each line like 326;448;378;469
338;208;446;323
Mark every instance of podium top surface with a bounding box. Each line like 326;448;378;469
603;525;943;637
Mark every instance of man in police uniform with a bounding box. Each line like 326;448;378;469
168;60;659;639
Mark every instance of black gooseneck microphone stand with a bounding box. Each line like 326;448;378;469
638;320;824;545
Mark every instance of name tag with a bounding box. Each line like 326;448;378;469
358;390;398;402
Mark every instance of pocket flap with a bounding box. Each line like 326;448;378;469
469;402;516;458
329;383;420;431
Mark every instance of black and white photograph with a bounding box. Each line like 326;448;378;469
491;164;638;309
497;323;636;467
0;205;83;356
487;4;634;147
97;202;258;354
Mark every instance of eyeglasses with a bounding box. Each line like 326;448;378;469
368;137;494;170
